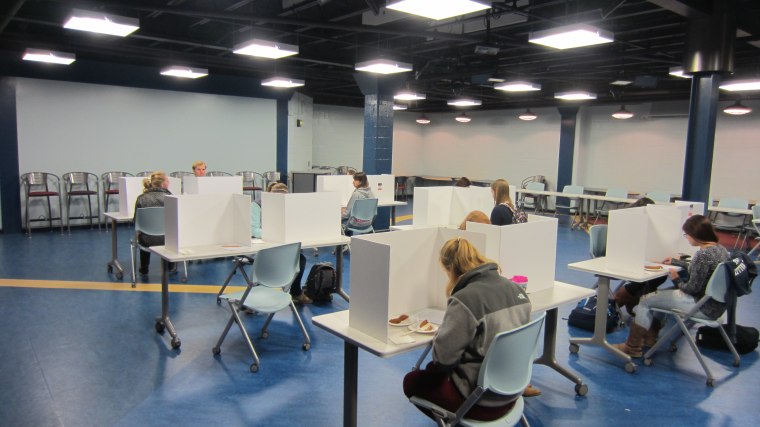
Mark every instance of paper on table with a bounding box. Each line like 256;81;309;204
220;244;244;251
251;238;265;244
390;335;416;345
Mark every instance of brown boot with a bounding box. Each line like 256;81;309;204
614;286;638;316
522;384;541;397
612;323;647;358
643;320;661;348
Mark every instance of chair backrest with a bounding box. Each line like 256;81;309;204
646;191;671;203
605;188;628;198
346;198;379;233
63;172;97;191
136;171;153;177
102;171;133;187
478;313;546;396
589;224;608;258
521;175;545;188
22;172;59;192
252;242;302;289
134;207;165;236
170;171;194;178
526;182;545;191
562;185;584;195
206;171;231;177
705;263;731;304
718;197;749;210
753;205;760;220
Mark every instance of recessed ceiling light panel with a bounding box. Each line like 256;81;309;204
529;23;613;50
447;98;482;106
233;39;299;59
355;59;412;74
387;0;491;21
394;91;426;101
494;81;541;92
669;67;691;79
393;104;408;110
63;9;139;37
22;48;75;65
261;76;305;88
160;66;208;79
719;79;760;92
610;80;633;86
554;91;597;100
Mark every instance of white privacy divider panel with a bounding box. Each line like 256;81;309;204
261;192;341;243
164;193;250;252
349;227;486;343
118;176;181;217
316;174;396;205
182;176;242;195
413;186;495;228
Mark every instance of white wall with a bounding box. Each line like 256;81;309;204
15;78;277;179
312;104;364;169
288;92;313;171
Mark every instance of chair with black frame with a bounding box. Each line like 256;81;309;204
592;188;628;225
408;313;546;427
518;175;546;214
62;172;101;233
101;171;133;213
21;172;64;238
213;242;310;373
237;171;265;203
642;263;740;387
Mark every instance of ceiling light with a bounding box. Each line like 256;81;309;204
160;66;208;79
387;0;491;21
529;23;613;50
355;59;412;74
518;109;537;121
416;114;431;124
723;101;752;115
393;104;408;110
447;98;482;107
63;9;139;37
22;48;75;65
233;39;298;59
554;91;596;100
494;81;541;92
719;79;760;92
612;105;634;119
668;67;691;78
261;76;305;88
610;80;633;86
455;113;471;123
394;91;426;101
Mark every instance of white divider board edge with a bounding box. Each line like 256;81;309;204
118;176;181;217
182;176;242;195
316;175;353;206
450;187;494;226
368;175;395;204
675;200;705;216
413;187;453;227
261;192;341;243
646;204;692;261
164;193;250;252
607;207;649;274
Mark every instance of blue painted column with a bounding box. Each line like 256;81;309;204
0;77;21;233
353;73;405;230
276;98;289;184
682;75;721;203
556;106;579;193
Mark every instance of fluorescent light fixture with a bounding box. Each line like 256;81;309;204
393;104;408;110
355;59;412;74
261;76;305;88
63;9;139;37
720;79;760;92
487;77;505;83
455;113;471;123
494;81;541;92
529;23;613;50
723;101;752;115
394;91;426;101
554;91;596;100
22;48;75;65
160;66;208;79
387;0;490;21
518;109;537;121
416;114;431;124
447;98;482;107
612;105;634;119
233;39;298;59
610;80;633;86
668;67;692;78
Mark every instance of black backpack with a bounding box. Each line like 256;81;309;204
568;296;620;333
725;251;757;297
304;262;337;303
697;324;759;354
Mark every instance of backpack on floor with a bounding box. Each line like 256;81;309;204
304;262;337;303
568;296;620;333
697;324;759;355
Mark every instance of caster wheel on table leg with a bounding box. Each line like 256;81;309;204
155;321;165;334
569;343;579;354
625;362;637;373
115;271;123;280
171;337;181;349
575;383;588;396
216;297;222;305
108;265;113;273
669;344;678;352
261;331;269;339
643;358;653;366
706;379;714;387
303;343;310;351
250;364;259;373
212;347;221;356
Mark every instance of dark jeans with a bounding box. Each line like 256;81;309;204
288;253;307;297
139;249;175;273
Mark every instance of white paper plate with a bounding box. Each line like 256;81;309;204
408;321;439;334
388;315;415;327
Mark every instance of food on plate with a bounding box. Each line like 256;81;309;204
419;323;434;332
644;265;663;271
389;314;409;324
418;319;429;328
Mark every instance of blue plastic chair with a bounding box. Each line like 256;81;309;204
744;205;760;256
645;190;671;204
410;313;546;427
592;188;628;224
130;207;188;287
554;185;584;228
643;263;741;387
213;242;310;373
344;198;379;235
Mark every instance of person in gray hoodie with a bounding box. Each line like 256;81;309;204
342;172;375;232
403;237;532;422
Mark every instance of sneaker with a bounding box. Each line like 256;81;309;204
168;264;178;274
522;385;542;397
293;293;313;304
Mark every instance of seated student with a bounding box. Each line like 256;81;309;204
342;172;375;235
403;238;533;422
134;172;176;275
489;179;516;226
192;161;206;177
458;210;490;230
613;215;729;357
455;177;471;187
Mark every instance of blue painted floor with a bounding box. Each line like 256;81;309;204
1;205;759;426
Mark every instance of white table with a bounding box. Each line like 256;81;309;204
104;211;132;281
515;189;585;227
150;236;350;349
313;281;594;427
577;194;637;228
567;257;673;373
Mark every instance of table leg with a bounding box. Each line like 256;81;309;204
391;205;396;226
569;276;635;372
156;258;181;349
344;342;358;427
335;244;350;303
534;308;588;395
107;218;124;280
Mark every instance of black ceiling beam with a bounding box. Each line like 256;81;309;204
0;0;26;34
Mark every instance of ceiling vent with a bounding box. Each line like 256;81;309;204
642;101;690;119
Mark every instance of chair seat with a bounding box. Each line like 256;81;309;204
410;396;524;427
68;190;97;196
243;186;262;191
225;286;292;313
29;191;59;197
105;189;120;194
